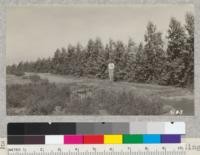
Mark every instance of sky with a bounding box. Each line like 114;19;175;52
6;5;194;65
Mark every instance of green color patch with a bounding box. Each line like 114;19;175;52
123;134;143;144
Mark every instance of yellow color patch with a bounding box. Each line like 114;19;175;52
104;135;122;144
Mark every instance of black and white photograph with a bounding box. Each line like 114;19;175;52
6;5;194;115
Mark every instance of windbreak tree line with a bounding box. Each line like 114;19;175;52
7;13;194;87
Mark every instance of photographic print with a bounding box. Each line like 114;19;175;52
6;5;194;115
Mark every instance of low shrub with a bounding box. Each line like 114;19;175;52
29;75;41;82
7;82;164;115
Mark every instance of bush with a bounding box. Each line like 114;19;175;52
14;71;25;76
29;75;41;82
7;82;164;115
92;89;163;115
7;82;71;115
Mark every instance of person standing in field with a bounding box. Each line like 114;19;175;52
108;62;115;81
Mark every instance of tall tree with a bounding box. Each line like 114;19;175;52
125;38;137;81
143;22;165;82
85;39;97;76
67;45;76;75
134;43;147;82
74;43;84;76
60;47;67;74
182;13;194;87
95;39;108;79
113;41;127;80
52;48;62;73
164;17;187;86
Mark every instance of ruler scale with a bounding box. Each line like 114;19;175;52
7;144;186;155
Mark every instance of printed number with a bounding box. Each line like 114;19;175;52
170;109;183;115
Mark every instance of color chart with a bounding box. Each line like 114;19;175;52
7;122;185;145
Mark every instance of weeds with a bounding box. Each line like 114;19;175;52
7;78;164;115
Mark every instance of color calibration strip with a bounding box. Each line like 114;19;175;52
8;134;181;144
8;122;185;135
7;122;185;145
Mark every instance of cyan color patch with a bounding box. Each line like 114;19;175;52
143;134;161;143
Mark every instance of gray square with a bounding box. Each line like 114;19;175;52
76;123;94;134
93;123;112;134
130;122;147;134
111;123;129;134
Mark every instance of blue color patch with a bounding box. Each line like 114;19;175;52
143;134;161;143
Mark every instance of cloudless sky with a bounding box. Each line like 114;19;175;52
6;5;194;65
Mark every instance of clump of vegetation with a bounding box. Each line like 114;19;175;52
14;71;25;76
6;68;25;77
91;89;163;115
7;80;71;115
7;80;165;115
28;75;41;83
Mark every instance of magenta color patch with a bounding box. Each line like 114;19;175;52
64;135;83;144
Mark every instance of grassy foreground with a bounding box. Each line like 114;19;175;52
6;73;194;115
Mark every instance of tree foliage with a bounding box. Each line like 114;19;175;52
7;13;194;87
143;22;165;83
161;13;194;87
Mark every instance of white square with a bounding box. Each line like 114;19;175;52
147;122;165;134
45;135;64;144
164;122;185;134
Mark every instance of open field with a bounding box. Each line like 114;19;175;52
6;73;194;115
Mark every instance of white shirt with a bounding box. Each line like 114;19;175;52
108;63;115;70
